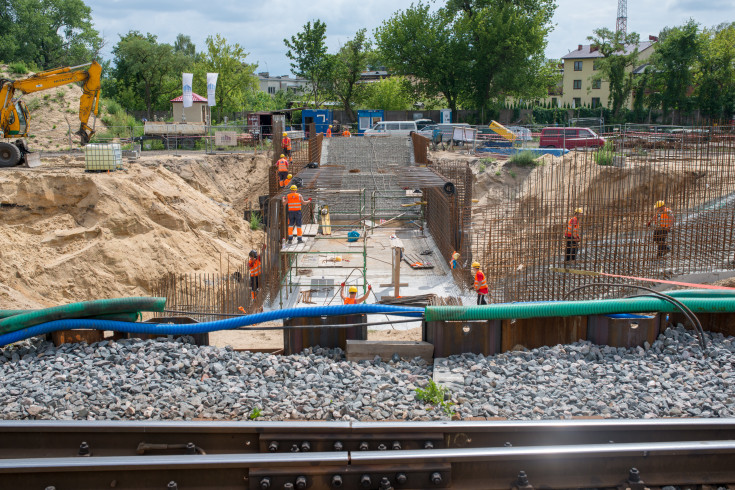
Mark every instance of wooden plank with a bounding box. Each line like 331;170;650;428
302;224;319;236
346;340;434;362
402;252;435;269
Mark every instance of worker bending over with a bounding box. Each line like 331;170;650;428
276;154;289;188
340;283;371;304
283;184;311;244
281;132;292;157
565;207;583;262
342;129;351;137
471;262;489;305
283;173;292;188
647;200;674;257
248;250;261;300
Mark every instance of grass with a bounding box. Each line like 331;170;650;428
26;98;41;111
495;170;501;176
508;169;516;178
249;407;262;420
249;213;262;231
8;61;29;75
509;150;540;167
595;141;615;166
478;163;486;173
415;380;455;417
481;156;496;165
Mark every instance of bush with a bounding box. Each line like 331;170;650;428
509;150;539;167
249;213;262;231
478;163;486;173
8;62;28;75
595;141;615;166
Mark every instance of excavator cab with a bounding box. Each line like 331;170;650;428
6;100;30;137
0;100;39;167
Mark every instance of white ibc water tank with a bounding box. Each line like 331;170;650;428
84;143;122;171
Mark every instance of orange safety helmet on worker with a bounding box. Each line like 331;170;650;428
283;184;311;243
341;283;371;304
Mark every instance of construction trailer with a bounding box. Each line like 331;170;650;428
357;110;384;135
302;109;332;137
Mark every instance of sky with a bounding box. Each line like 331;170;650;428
86;0;734;76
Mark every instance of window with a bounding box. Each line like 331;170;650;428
591;97;601;108
573;80;582;90
574;61;583;71
551;97;558;107
592;79;601;89
399;122;416;130
593;60;600;71
573;97;582;108
385;123;400;131
267;86;276;94
564;129;578;137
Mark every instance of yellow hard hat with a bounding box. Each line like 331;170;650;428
471;261;480;268
283;132;287;136
287;174;292;179
290;185;297;191
348;286;357;293
452;252;460;260
655;200;665;208
575;207;583;214
329;125;332;128
280;154;285;158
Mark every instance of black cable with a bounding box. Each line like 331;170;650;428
563;283;706;350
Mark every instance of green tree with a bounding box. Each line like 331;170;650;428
647;20;700;124
588;28;641;118
0;0;102;69
375;3;467;112
284;20;332;107
361;76;414;110
696;22;735;121
111;31;190;118
193;34;258;122
328;29;371;122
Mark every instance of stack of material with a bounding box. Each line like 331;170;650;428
378;294;437;307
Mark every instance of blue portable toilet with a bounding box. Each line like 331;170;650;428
302;109;333;137
357;110;384;135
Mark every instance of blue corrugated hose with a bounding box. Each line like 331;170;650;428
0;304;425;348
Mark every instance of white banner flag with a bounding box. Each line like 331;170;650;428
182;73;193;108
207;73;218;107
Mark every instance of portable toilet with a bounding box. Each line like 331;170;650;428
357;110;384;135
302;109;332;137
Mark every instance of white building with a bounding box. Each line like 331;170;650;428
257;72;309;95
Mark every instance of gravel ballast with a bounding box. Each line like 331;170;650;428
0;325;733;421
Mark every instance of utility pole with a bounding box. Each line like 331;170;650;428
616;0;627;35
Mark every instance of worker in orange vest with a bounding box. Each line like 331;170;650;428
282;132;292;157
450;251;460;270
471;261;489;305
647;200;674;257
282;184;311;243
340;283;371;304
276;154;289;188
248;250;261;300
565;207;583;262
326;125;332;138
283;173;292;188
342;129;351;137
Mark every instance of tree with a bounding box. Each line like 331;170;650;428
112;31;189;118
284;20;332;107
361;76;414;110
647;20;700;124
174;34;199;62
696;22;735;121
587;28;641;118
328;29;371;122
0;0;102;69
193;34;258;123
375;3;468;112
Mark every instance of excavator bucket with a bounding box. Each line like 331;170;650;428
22;152;41;168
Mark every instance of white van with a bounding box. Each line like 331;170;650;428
364;120;418;136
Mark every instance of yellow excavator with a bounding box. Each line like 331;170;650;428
0;60;102;167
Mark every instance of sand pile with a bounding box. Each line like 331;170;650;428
0;153;269;308
0;64;108;150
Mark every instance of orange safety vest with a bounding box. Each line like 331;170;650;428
474;270;488;294
343;297;356;304
657;208;673;229
283;177;291;187
342;130;351;137
565;216;579;239
276;158;289;172
286;192;303;211
248;257;261;277
326;128;332;137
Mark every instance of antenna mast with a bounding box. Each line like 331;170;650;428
616;0;627;35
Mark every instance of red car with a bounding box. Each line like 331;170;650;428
539;127;605;149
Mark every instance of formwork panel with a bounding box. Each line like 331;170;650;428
283;314;367;354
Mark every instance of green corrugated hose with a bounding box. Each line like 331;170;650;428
0;310;141;322
424;296;735;322
0;297;165;335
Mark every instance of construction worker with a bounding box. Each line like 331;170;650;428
326;125;332;138
450;251;460;270
248;250;261;300
281;132;292;157
647;200;674;257
340;283;371;304
342;129;351;137
471;262;489;305
283;173;292;188
276;154;289;188
565;207;583;262
283;184;311;243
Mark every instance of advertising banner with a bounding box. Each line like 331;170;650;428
182;73;193;108
207;73;218;106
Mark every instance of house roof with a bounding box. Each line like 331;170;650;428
170;92;208;103
562;41;654;60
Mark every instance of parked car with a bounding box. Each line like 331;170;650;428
539;127;605;149
414;118;436;130
364;120;418;136
417;124;442;144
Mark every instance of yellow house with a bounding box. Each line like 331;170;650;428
558;41;656;109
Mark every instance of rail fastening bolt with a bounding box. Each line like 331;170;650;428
378;443;387;451
517;470;529;486
331;474;343;487
268;441;279;453
359;441;369;451
78;441;90;456
167;482;178;490
431;472;442;485
380;476;393;490
300;441;311;452
629;468;641;483
295;476;307;490
395;473;407;484
360;474;372;488
259;477;272;489
423;441;434;450
283;483;294;490
333;441;344;451
185;442;196;455
391;441;401;450
290;443;300;453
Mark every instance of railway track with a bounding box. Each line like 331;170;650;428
0;419;734;489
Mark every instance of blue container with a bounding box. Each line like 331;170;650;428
347;230;360;242
302;109;333;136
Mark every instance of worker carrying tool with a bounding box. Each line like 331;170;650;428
281;132;292;157
647;200;674;257
248;250;261;300
282;184;311;244
340;283;371;304
564;207;583;262
276;154;289;188
342;129;351;137
450;251;460;270
471;262;489;305
283;173;292;187
326;125;332;138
